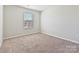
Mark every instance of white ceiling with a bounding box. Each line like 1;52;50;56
20;5;51;11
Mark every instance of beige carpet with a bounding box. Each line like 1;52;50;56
0;33;79;53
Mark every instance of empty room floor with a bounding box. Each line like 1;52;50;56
0;33;79;53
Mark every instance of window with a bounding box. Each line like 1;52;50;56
23;12;33;29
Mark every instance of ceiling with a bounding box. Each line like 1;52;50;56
20;5;51;11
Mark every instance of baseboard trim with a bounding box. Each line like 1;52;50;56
4;32;79;44
3;32;40;40
42;32;79;44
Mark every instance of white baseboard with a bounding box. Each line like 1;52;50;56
3;32;40;40
42;32;79;44
3;34;26;40
3;32;79;44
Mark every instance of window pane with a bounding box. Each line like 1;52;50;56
24;12;32;21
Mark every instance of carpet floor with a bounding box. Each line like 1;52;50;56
0;33;79;53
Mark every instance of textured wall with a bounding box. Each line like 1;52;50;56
3;6;41;39
41;6;79;43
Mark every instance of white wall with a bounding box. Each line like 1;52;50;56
3;6;41;39
41;6;79;43
0;5;3;47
